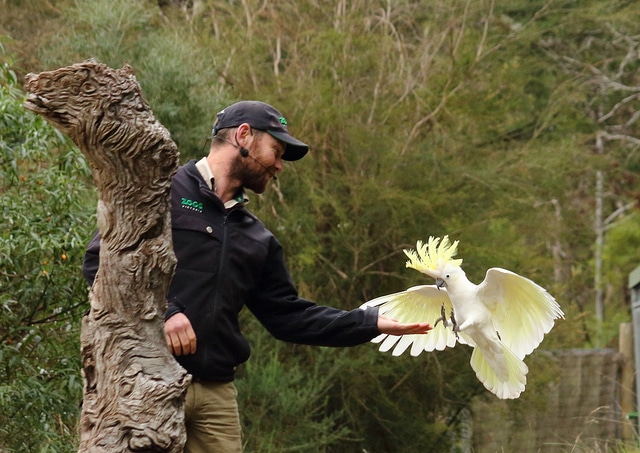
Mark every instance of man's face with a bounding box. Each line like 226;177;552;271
232;130;285;194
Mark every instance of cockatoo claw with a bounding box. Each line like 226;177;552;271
450;311;460;339
434;304;448;328
434;305;459;339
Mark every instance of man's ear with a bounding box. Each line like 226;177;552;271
236;123;253;148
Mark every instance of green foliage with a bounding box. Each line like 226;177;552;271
39;0;230;159
0;55;94;451
605;213;640;279
333;345;481;452
604;212;640;316
236;319;352;452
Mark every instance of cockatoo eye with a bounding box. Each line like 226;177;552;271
445;274;450;279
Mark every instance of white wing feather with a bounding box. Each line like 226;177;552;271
360;285;457;356
477;268;564;360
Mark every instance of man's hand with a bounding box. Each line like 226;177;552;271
165;312;197;356
377;315;432;336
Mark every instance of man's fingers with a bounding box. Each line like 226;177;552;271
167;331;185;356
403;322;432;333
164;313;197;356
177;328;196;355
377;316;433;336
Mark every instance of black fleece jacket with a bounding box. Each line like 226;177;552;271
83;160;380;382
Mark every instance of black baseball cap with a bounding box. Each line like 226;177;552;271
212;100;309;161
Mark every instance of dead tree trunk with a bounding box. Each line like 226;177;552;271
24;60;190;452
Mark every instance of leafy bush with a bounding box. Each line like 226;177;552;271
0;54;95;452
236;321;352;452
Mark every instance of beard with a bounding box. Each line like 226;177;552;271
229;153;271;194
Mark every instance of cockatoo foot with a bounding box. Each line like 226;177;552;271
434;305;460;339
434;304;448;328
450;311;460;340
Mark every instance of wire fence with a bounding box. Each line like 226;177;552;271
471;349;633;452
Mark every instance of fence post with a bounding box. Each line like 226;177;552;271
629;264;640;436
620;323;636;439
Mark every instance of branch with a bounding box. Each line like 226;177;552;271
604;201;636;228
561;55;640;93
598;130;640;148
598;91;640;124
475;0;494;61
317;254;348;280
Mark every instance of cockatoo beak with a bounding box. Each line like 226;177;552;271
435;278;446;289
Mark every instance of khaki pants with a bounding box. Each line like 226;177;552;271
183;381;243;453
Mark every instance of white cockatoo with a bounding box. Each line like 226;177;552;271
361;236;564;399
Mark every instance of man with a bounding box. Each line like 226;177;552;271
83;100;431;452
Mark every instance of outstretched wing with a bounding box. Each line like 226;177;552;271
477;268;564;360
360;285;457;356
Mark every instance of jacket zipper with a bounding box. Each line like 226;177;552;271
202;212;230;366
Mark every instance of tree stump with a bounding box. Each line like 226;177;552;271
24;60;190;452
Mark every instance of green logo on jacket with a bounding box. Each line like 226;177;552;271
181;197;203;212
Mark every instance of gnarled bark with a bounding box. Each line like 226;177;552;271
24;60;190;452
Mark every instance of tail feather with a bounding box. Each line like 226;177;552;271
469;342;528;399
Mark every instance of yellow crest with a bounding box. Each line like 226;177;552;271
404;236;463;273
